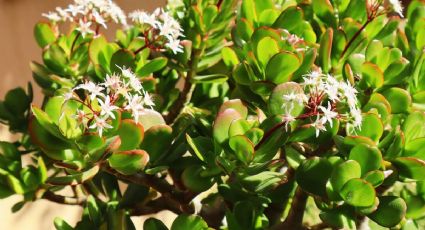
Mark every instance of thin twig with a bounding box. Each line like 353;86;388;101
130;196;183;216
70;32;81;53
103;165;194;213
164;47;203;124
43;191;86;205
340;19;372;58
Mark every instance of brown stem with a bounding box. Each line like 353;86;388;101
134;44;149;55
103;165;194;213
130;197;183;216
254;121;286;151
340;19;372;58
308;222;331;230
164;48;203;124
71;32;81;53
217;0;224;9
272;187;308;230
43;191;86;205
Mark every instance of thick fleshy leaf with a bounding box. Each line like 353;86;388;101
330;160;361;193
192;74;228;84
54;217;74;230
265;51;301;84
47;165;99;185
34;22;56;48
28;118;71;155
319;28;333;73
31;105;65;140
229;135;254;164
368;196;407;228
137;57;168;76
218;99;248;119
171;214;209;230
256;37;279;67
4;88;31;115
186;134;214;163
110;49;135;73
269;82;304;116
140;125;172;163
221;47;239;68
382;88;411;113
181;166;215;193
405;137;425;159
213;109;243;144
355;113;383;142
144;218;168;230
117;119;144;151
312;0;335;27
109;150;149;175
359;62;384;89
392;157;425;180
296;157;333;197
403;111;425;144
349;144;382;175
340;178;376;207
362;170;385;187
138;109;165;130
240;171;283;192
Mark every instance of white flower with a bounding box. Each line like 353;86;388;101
73;109;87;126
339;81;358;108
165;39;184;54
56;7;71;21
76;19;95;37
64;90;75;101
282;113;296;131
125;95;144;123
319;102;338;127
103;74;122;92
92;10;107;28
129;10;158;27
66;4;85;17
350;107;363;128
98;96;119;119
389;0;403;17
128;75;143;92
143;92;155;108
286;34;303;46
42;12;61;22
282;92;308;104
75;81;104;100
383;169;394;178
324;75;340;102
89;115;113;137
311;116;327;137
118;66;136;79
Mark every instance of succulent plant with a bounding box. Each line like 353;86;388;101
1;0;425;229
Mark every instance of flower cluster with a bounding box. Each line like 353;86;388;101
42;0;127;37
65;67;154;136
129;8;184;54
282;70;362;137
367;0;404;18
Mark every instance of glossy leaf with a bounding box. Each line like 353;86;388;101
109;150;149;175
265;51;301;84
340;178;376;207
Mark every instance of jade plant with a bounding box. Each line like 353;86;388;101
1;0;425;229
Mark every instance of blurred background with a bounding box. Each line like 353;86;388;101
0;1;168;229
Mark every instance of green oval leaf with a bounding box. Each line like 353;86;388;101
340;178;376;207
265;51;301;84
109;150;149;175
